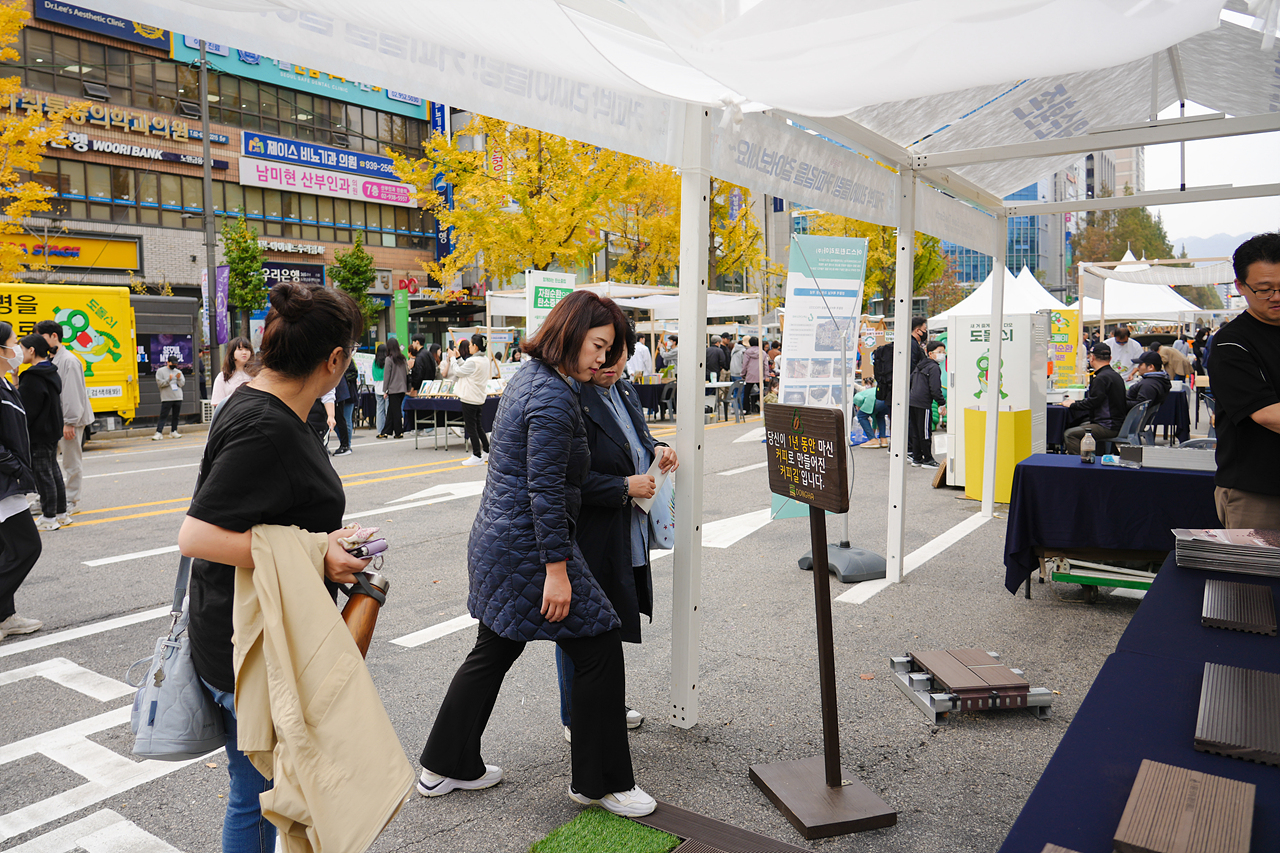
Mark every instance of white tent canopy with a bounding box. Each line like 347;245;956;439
108;0;1280;729
930;266;1068;324
1093;261;1237;286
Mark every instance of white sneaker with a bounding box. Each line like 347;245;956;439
0;614;43;639
36;516;59;531
56;514;73;527
171;431;182;438
151;432;163;441
67;500;79;514
416;765;502;797
481;452;490;463
568;784;656;817
461;455;484;467
625;706;644;729
564;725;572;743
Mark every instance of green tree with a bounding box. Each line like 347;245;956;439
221;209;267;334
328;232;380;326
1074;184;1174;263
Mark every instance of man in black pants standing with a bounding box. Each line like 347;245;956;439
908;340;946;468
1209;232;1280;528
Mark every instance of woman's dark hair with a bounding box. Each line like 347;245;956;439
19;334;51;358
623;323;637;359
749;336;759;346
258;283;363;379
522;290;627;372
470;333;487;353
221;336;254;381
0;321;13;346
385;337;407;368
429;343;441;360
374;343;387;368
457;339;471;358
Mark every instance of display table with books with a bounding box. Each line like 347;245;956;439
402;395;500;450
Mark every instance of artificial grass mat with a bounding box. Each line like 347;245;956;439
530;807;680;853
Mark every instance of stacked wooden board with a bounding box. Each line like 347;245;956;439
911;649;1031;712
1195;662;1280;767
1201;579;1277;636
1114;759;1254;853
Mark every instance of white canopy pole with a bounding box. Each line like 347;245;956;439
885;169;916;583
670;105;711;729
980;214;1009;518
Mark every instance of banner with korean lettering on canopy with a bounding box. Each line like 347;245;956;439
778;235;868;411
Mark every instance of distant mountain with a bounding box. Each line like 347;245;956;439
1169;232;1257;264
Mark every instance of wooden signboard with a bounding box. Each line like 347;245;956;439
764;404;849;514
753;403;895;840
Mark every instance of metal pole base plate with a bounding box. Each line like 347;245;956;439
799;545;888;584
749;756;897;840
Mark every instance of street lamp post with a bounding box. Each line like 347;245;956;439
199;40;223;373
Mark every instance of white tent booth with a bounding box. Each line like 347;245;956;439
929;266;1068;328
104;0;1280;744
1075;252;1239;325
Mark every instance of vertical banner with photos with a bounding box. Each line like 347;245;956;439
778;235;868;410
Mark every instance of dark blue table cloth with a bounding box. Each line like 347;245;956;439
1117;555;1280;665
1150;387;1191;443
1000;555;1279;852
1003;454;1219;594
403;395;499;431
1045;405;1068;447
633;382;665;413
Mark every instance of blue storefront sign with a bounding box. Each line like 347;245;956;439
430;105;454;260
171;36;427;121
241;131;399;180
34;1;170;50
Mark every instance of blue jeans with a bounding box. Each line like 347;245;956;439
856;399;888;439
202;679;276;853
375;395;388;434
341;401;355;441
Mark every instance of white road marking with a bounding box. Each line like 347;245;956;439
88;443;206;460
718;461;767;476
388;479;485;503
83;546;181;567
0;608;169;660
343;491;479;520
3;809;180;853
0;708;208;841
701;509;772;548
0;658;134;702
83;463;199;479
390;613;478;648
835;514;991;605
732;427;766;444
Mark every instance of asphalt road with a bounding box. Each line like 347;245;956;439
0;415;1143;852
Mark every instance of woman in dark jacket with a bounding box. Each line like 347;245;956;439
556;328;677;740
417;290;657;817
0;322;43;641
908;340;947;467
18;335;68;529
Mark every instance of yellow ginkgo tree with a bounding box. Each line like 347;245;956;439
0;0;81;280
391;115;638;288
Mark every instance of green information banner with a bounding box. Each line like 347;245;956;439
525;270;576;339
393;288;409;345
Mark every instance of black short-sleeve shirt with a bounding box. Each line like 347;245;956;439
1208;311;1280;497
187;386;346;692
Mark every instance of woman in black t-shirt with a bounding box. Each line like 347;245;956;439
178;283;367;853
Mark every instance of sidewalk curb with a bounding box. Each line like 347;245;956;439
89;422;210;442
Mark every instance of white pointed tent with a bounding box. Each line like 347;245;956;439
100;0;1280;725
929;267;1068;325
1076;250;1224;323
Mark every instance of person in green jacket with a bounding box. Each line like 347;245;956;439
852;377;888;448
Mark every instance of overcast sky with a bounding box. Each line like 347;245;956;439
1146;101;1280;248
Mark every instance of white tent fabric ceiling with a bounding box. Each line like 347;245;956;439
91;0;1277;253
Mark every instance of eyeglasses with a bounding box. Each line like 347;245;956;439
1239;280;1280;299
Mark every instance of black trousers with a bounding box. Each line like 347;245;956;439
334;401;351;449
157;400;181;433
461;402;489;458
380;392;405;437
30;444;65;518
0;510;42;621
421;624;634;800
908;406;934;463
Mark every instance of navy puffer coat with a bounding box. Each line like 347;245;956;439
467;357;620;642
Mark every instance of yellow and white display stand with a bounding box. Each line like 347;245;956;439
962;408;1033;504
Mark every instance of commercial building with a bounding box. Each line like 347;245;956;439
3;0;484;348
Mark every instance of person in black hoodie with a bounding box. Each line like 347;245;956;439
17;336;68;531
1063;342;1128;454
1127;351;1171;412
0;322;44;640
908;340;947;468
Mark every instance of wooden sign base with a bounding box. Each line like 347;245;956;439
750;756;897;840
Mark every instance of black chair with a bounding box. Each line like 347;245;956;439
656;382;677;421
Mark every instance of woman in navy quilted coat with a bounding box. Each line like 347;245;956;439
417;291;657;818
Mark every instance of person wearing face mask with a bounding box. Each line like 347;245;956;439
34;320;93;517
0;322;43;641
17;336;69;531
416;291;656;818
908;341;947;469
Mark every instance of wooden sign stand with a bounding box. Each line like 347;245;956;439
751;404;897;839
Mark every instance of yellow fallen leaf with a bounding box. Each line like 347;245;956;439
205;762;218;769
859;673;875;680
